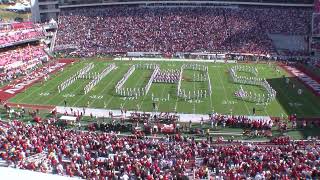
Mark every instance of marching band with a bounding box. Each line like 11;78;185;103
176;63;212;100
58;63;94;93
230;66;277;103
84;63;116;94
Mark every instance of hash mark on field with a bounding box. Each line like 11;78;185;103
17;63;79;104
28;62;85;105
227;63;268;116
218;65;250;115
118;70;149;109
79;68;121;107
152;83;169;112
52;63;94;106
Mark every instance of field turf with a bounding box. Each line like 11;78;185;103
9;59;320;117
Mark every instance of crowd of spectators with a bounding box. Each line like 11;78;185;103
312;14;320;35
0;44;47;84
0;119;319;179
315;0;320;13
0;45;46;68
10;22;35;31
0;21;48;84
0;29;44;48
279;49;310;57
0;22;39;33
209;114;273;130
56;6;311;57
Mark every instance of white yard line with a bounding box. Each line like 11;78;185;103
41;63;87;105
192;74;197;114
149;83;168;112
209;90;214;112
227;63;264;116
217;66;250;115
16;65;76;104
121;70;151;108
174;96;179;112
75;66;120;107
207;72;214;112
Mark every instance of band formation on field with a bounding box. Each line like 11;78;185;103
8;60;320;117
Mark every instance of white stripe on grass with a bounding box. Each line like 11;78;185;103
153;83;175;112
73;66;122;107
54;80;90;106
16;62;83;104
174;77;181;112
118;69;151;109
217;65;250;115
208;73;214;113
226;63;269;116
48;66;95;106
192;73;196;114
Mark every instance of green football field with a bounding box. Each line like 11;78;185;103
9;59;320;117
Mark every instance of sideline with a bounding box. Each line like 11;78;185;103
55;106;271;123
114;57;237;63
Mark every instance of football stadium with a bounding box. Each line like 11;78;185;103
0;0;320;179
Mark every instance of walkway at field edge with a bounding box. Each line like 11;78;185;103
114;57;237;63
55;106;271;123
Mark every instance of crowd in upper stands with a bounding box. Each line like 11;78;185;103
0;119;319;179
0;22;44;48
55;6;311;57
0;29;43;47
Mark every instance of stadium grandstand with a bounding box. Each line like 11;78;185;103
0;0;319;179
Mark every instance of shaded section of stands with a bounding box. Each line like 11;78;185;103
55;6;311;56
